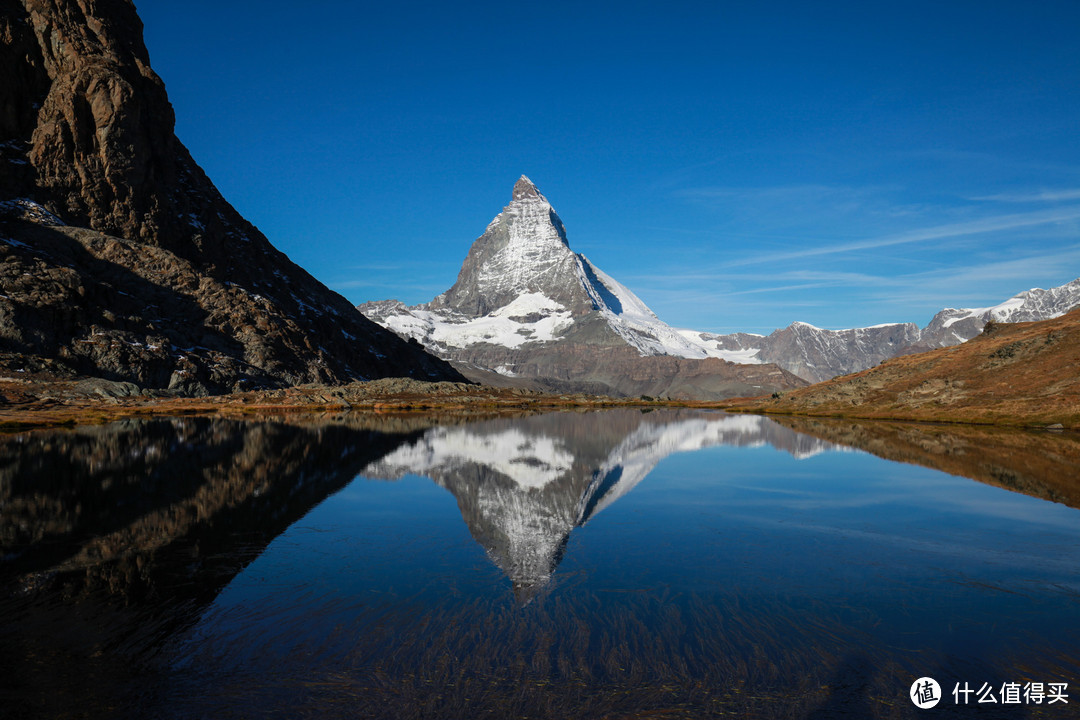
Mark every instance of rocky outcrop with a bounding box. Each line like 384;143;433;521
0;0;462;393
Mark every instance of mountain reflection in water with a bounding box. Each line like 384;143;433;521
361;411;840;603
1;410;1079;720
0;416;420;718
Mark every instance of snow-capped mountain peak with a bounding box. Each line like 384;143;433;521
360;176;756;362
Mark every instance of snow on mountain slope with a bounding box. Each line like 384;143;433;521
380;293;575;352
577;256;730;358
964;278;1080;323
923;278;1080;346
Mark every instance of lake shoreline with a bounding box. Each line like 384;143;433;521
0;376;705;431
3;374;1076;432
720;400;1079;431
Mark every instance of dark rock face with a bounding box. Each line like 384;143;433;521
0;0;462;392
5;0;217;250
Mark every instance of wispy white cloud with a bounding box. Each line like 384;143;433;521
674;184;900;220
874;246;1080;307
677;184;853;200
971;189;1080;203
622;269;893;287
635;246;1080;332
329;278;447;293
722;206;1080;267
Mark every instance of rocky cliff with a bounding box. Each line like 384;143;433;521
0;0;461;393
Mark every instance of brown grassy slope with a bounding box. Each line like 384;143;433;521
726;308;1080;428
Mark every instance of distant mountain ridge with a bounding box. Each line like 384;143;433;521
920;278;1080;345
685;277;1080;382
360;177;806;400
0;0;461;393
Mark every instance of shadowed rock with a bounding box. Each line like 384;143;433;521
0;0;463;392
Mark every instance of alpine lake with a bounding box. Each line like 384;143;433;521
2;409;1078;719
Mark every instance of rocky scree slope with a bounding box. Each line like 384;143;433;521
359;176;806;400
0;0;460;394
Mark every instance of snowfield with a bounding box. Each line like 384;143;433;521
382;292;574;350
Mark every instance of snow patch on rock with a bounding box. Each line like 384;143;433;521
381;292;574;350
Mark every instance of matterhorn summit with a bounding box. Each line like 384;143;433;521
390;175;709;355
425;175;582;318
359;177;806;399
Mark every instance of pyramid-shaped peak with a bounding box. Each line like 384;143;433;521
513;175;543;201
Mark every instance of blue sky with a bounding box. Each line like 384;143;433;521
139;1;1080;334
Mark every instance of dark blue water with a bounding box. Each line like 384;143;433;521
1;411;1078;719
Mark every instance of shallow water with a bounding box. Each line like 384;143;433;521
1;410;1078;719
